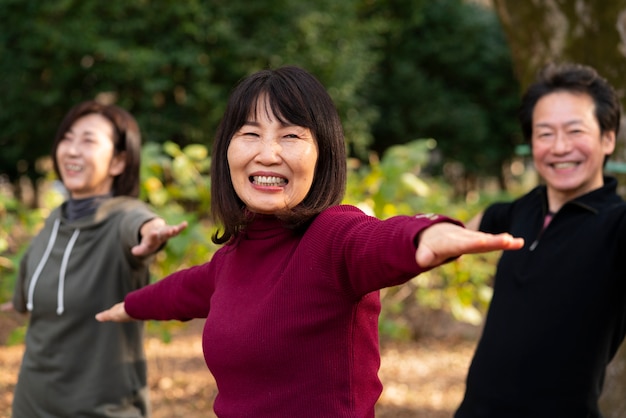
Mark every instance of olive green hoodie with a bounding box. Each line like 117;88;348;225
12;197;157;418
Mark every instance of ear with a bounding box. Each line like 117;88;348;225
109;151;127;177
602;130;616;156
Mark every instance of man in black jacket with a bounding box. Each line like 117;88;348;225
455;63;626;418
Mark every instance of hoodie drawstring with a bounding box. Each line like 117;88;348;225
27;219;60;312
27;218;80;316
57;229;80;315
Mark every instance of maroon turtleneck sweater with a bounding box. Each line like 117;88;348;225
125;205;459;417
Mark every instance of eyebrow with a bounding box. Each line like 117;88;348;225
241;120;300;128
534;119;585;129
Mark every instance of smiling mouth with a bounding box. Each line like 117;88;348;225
551;162;579;169
250;175;288;187
64;164;83;172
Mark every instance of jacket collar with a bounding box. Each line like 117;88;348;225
535;176;621;216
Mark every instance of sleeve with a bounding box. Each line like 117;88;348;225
120;204;157;249
118;201;159;266
124;253;221;321
310;206;463;298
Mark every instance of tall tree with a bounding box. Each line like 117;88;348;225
362;0;521;191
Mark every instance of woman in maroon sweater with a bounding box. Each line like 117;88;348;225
97;66;522;417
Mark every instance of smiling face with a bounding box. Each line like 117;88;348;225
531;91;615;209
226;96;319;214
55;113;126;199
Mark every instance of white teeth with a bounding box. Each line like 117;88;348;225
65;164;83;171
252;176;287;186
553;162;577;169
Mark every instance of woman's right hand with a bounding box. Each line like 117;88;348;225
95;302;133;322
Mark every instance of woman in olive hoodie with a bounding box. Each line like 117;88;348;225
2;100;186;417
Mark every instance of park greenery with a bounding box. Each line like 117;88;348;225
0;0;522;194
0;138;523;344
3;0;626;412
0;0;527;341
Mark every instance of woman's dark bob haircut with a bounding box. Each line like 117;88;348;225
51;100;143;198
519;62;621;142
211;66;347;244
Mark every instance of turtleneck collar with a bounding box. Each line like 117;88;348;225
65;193;112;221
243;213;293;240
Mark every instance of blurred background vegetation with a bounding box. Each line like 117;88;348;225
2;0;626;367
0;0;529;337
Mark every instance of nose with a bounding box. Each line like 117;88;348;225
551;131;572;154
61;138;80;156
254;137;282;164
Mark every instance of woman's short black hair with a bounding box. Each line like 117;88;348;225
210;66;347;244
51;100;142;198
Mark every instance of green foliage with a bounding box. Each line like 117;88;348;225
138;141;220;278
362;0;522;181
1;140;515;344
346;139;512;338
1;0;524;196
0;0;377;181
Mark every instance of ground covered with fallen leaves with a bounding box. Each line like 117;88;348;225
0;315;476;418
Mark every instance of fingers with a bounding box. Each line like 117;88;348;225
471;232;524;253
95;302;131;322
154;221;189;243
132;221;189;257
416;223;524;268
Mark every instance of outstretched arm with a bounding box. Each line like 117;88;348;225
131;218;188;257
415;221;522;268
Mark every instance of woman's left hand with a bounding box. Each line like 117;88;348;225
131;219;188;256
415;222;524;268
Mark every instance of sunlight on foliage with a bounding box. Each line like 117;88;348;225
2;139;515;343
347;139;510;337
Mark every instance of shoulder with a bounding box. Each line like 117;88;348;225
480;187;543;232
95;197;154;221
30;205;64;234
315;204;368;220
310;205;374;231
99;196;151;213
309;204;460;239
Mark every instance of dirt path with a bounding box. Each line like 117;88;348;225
0;318;474;417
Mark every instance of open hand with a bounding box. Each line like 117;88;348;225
416;222;523;268
131;220;188;257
